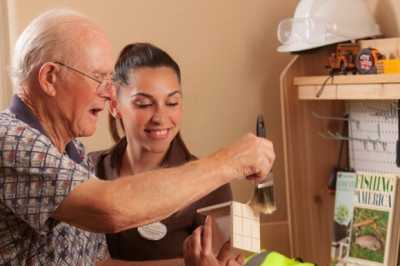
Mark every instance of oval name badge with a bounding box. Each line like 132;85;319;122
138;222;167;241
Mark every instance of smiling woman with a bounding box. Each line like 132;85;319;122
89;43;233;263
0;1;12;110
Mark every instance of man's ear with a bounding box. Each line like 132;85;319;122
38;62;59;97
109;98;122;119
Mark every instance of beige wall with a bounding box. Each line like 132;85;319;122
0;1;11;109
369;0;400;37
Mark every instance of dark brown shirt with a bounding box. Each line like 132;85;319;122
89;136;232;261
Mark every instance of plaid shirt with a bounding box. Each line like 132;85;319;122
0;96;107;265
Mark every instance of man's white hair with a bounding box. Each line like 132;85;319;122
11;9;93;92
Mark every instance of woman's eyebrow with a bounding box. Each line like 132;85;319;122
168;91;182;97
130;92;153;99
131;91;182;98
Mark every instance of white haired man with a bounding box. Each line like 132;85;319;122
0;9;275;266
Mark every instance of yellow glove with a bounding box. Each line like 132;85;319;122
245;251;315;266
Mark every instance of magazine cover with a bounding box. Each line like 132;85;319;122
331;172;356;266
347;172;397;266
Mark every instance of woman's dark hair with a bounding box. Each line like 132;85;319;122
110;43;181;143
114;42;181;86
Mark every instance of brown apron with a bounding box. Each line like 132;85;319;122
89;135;232;260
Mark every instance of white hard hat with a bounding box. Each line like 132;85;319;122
277;0;382;53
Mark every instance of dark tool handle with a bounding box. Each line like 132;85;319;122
397;100;400;167
397;141;400;167
256;115;266;138
256;114;274;178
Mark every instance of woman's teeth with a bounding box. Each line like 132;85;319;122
146;129;169;139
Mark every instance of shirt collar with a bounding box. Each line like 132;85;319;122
100;134;195;179
9;95;83;164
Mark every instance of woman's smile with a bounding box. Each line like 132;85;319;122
144;128;171;140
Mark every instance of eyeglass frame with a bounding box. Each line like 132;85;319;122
53;61;114;91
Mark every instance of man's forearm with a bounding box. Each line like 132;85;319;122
55;155;236;233
55;133;272;234
107;156;235;232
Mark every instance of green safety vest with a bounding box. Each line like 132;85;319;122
245;251;315;266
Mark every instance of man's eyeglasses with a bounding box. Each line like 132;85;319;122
53;61;113;93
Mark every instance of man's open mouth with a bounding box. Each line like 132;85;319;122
89;108;103;116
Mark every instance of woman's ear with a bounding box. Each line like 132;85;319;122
38;62;58;97
109;98;122;119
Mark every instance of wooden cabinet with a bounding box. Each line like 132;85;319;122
279;38;400;265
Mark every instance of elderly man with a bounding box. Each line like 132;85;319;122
0;9;275;266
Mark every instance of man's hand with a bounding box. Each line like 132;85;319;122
183;216;244;266
211;133;275;183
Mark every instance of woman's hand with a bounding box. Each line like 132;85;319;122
183;216;244;266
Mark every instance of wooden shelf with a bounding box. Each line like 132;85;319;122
295;74;400;100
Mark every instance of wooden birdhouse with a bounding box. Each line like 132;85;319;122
197;201;260;253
